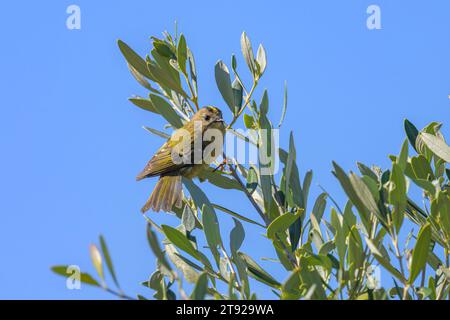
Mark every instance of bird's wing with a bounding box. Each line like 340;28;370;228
136;126;198;180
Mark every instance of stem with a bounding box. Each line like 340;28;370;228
229;162;269;225
232;69;249;96
393;237;406;282
220;246;238;279
318;184;344;215
174;274;189;300
104;287;135;300
402;284;410;300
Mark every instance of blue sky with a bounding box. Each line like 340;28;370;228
0;1;449;299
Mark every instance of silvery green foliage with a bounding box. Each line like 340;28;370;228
52;30;450;300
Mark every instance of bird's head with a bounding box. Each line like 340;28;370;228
193;106;225;130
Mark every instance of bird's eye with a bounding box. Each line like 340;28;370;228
204;115;210;121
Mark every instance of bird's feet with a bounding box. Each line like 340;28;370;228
213;158;229;172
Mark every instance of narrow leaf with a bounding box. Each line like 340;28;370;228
161;224;199;260
267;210;303;240
89;244;104;285
404;119;419;152
420;132;450;162
190;272;208;300
99;235;120;289
238;252;281;288
117;40;153;79
240;32;256;76
409;223;432;284
214;61;235;112
211;203;265;227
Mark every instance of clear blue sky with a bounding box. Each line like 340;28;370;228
0;1;449;299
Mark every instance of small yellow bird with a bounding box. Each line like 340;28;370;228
137;106;225;213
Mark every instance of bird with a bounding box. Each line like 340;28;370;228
137;106;225;213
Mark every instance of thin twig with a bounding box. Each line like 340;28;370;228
104;287;135;300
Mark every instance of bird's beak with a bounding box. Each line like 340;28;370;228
214;118;225;123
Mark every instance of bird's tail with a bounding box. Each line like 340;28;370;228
141;175;183;213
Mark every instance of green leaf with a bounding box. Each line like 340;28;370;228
388;163;407;231
177;34;187;75
311;193;327;222
350;173;381;218
318;241;335;256
434;191;450;235
211;203;265;227
302;170;313;211
291;169;310;250
246;166;258;194
173;252;204;272
231;54;237;71
243;113;255;129
202;204;222;265
51;266;100;287
416;122;442;160
147;60;186;97
281;268;301;299
89;244;104;285
356;162;378;182
232;79;243;114
256;44;267;76
397;139;409;171
151;48;180;87
143;126;170;139
165;244;199;284
161;224;199;260
259;90;269;115
152;38;174;58
230;219;250;298
149;94;183;128
238;252;281;288
190;272;208;300
202;204;223;248
187;48;198;96
419;132;450;162
230;218;245;254
99;235;120;289
347;226;364;277
214;60;235;113
411;178;435;196
267;210;303;240
258;120;274;216
284;133;298;205
183;178;212;211
404;119;419;153
198;168;243;191
146;224;172;272
278;81;288;128
332;162;371;229
240;32;256;76
117;40;153;79
182;205;196;232
129;97;159;114
411;155;434;180
128;64;156;92
365;239;406;283
409;223;432;284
